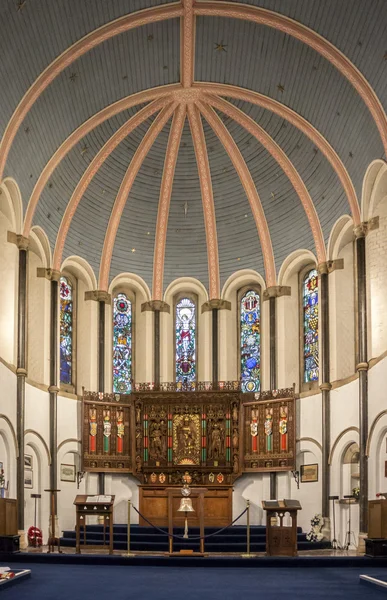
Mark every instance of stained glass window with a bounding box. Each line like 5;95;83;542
240;290;261;393
175;297;196;385
303;269;319;382
113;293;132;393
59;276;73;385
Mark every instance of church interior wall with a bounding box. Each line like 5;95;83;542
1;162;387;545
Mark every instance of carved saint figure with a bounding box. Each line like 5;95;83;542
233;453;239;474
264;408;273;452
177;416;197;457
135;426;142;451
279;405;288;451
103;409;111;453
209;423;224;460
232;428;239;449
250;408;258;453
116;409;124;454
89;408;97;453
150;421;163;460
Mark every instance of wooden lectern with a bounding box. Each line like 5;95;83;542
368;499;387;538
262;499;302;557
74;495;115;555
166;487;208;555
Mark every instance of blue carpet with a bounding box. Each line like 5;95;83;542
1;563;387;599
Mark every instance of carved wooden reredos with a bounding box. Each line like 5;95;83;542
82;386;295;485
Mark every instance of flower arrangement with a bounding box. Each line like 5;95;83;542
352;487;360;499
306;513;324;542
0;468;4;488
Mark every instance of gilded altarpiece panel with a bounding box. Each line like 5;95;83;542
82;391;133;472
242;389;295;472
133;391;241;487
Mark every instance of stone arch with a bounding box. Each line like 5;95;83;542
0;415;17;498
362;159;387;222
1;178;23;234
276;251;317;390
27;228;51;385
363;161;387;358
327;216;356;382
24;431;51;537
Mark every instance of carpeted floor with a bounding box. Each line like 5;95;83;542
1;563;386;599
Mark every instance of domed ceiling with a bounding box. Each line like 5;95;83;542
0;0;386;297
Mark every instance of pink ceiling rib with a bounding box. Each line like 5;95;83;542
52;97;171;271
181;0;195;88
152;103;186;300
0;3;183;182
196;83;360;225
187;102;220;299
197;100;276;287
23;86;178;237
195;2;387;157
207;95;327;264
99;102;178;291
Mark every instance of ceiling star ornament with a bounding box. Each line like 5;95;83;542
277;84;285;93
16;0;27;12
69;72;78;83
24;127;30;134
80;144;89;156
214;41;227;52
147;34;154;41
349;152;353;158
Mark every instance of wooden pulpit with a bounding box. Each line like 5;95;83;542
74;495;115;554
262;499;302;557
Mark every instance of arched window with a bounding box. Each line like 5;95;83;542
175;297;196;385
113;293;132;393
240;289;261;393
302;268;319;382
59;275;73;386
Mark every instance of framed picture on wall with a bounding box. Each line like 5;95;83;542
60;464;76;482
24;454;33;469
24;469;33;488
300;463;318;483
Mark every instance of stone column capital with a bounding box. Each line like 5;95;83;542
84;290;112;304
354;216;379;239
201;299;231;312
7;231;30;250
141;300;170;313
37;268;61;281
262;286;291;300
